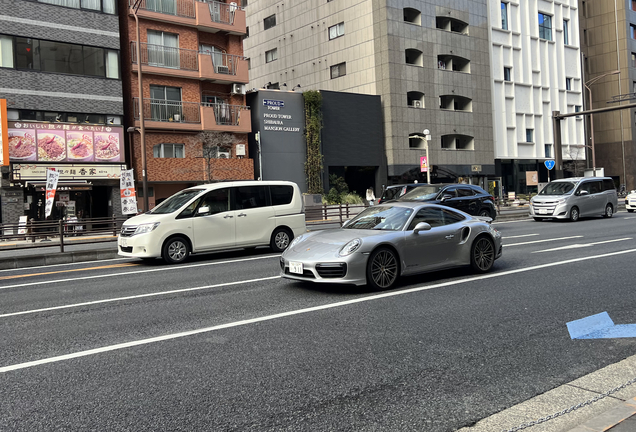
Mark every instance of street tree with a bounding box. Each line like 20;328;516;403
196;131;235;183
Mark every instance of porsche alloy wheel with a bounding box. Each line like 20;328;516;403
367;248;399;290
470;237;495;273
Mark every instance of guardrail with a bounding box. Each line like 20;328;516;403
0;216;128;253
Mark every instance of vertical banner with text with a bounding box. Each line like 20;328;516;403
0;99;8;166
120;169;138;215
45;168;60;218
420;156;428;172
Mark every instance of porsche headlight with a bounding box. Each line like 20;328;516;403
133;222;160;235
339;238;362;256
288;235;304;249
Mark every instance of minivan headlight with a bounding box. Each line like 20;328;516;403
134;222;160;235
339;238;361;256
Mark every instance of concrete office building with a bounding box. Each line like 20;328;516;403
244;0;496;193
0;0;125;224
490;0;585;195
578;0;635;190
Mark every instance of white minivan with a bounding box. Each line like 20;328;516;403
118;181;306;263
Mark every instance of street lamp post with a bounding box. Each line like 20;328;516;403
584;70;620;177
131;0;149;211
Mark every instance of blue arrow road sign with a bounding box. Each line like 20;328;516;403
567;312;636;339
544;160;555;170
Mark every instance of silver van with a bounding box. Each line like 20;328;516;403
530;177;618;222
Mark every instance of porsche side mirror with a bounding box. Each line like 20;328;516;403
413;222;432;234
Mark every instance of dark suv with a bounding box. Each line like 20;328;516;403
396;183;497;219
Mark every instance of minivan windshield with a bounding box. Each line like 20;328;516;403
344;206;414;231
147;189;205;214
539;182;575;196
398;185;444;201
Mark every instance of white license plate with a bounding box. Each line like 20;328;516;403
119;237;127;247
538;209;548;214
289;261;303;274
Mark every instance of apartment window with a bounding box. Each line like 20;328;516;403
563;20;569;45
0;35;14;68
245;27;249;37
328;22;345;40
544;144;552;158
539;13;552;41
566;78;572;90
265;48;277;63
575;105;582;119
330;62;346;78
526;129;534;143
36;0;116;14
501;2;508;30
633;53;636;68
632;25;636;39
153;143;185;158
246;57;250;70
632;0;636;11
503;67;511;81
264;14;276;30
633;81;636;93
149;85;182;121
14;37;119;79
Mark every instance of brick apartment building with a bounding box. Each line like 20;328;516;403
120;0;252;210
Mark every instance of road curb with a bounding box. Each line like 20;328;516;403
0;248;119;270
566;397;636;432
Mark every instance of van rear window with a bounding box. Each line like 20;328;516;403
270;185;293;206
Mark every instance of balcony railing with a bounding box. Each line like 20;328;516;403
202;102;247;126
129;0;244;25
132;42;245;76
131;42;198;71
133;98;202;123
128;0;195;18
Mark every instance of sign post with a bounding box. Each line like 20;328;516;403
544;160;555;182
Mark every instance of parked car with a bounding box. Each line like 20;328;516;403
530;177;618;222
377;184;421;204
118;180;306;264
625;190;636;212
395;183;497;220
280;202;502;290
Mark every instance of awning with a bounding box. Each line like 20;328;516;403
26;181;93;191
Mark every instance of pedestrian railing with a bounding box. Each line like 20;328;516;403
305;203;368;227
0;216;129;253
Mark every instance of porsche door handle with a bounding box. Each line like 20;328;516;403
445;235;455;239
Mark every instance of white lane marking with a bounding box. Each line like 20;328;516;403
624;217;636;220
3;248;636;374
502;234;540;239
0;258;130;273
492;219;532;225
533;238;633;253
0;255;281;291
503;236;583;247
0;276;280;318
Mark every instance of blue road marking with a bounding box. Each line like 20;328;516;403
567;312;636;339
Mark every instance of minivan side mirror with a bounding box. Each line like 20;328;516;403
578;190;589;196
413;222;432;234
197;206;210;215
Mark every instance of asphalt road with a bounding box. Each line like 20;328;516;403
1;213;636;431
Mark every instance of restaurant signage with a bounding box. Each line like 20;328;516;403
12;163;126;180
45;168;60;218
120;169;138;215
7;121;124;163
0;100;8;166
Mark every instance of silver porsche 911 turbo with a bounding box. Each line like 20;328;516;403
280;202;502;290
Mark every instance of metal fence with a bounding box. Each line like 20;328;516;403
305;204;367;226
129;0;196;18
133;98;202;123
131;42;199;71
0;216;128;253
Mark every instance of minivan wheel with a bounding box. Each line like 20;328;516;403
366;247;399;290
533;217;542;222
569;207;580;222
270;227;293;252
603;204;614;218
470;236;495;273
162;236;190;264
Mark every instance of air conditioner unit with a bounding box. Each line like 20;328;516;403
413;100;422;108
218;151;231;159
231;83;246;95
216;65;230;74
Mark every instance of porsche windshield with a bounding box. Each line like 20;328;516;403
398;186;444;201
539;182;575;196
147;189;204;214
345;206;414;231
